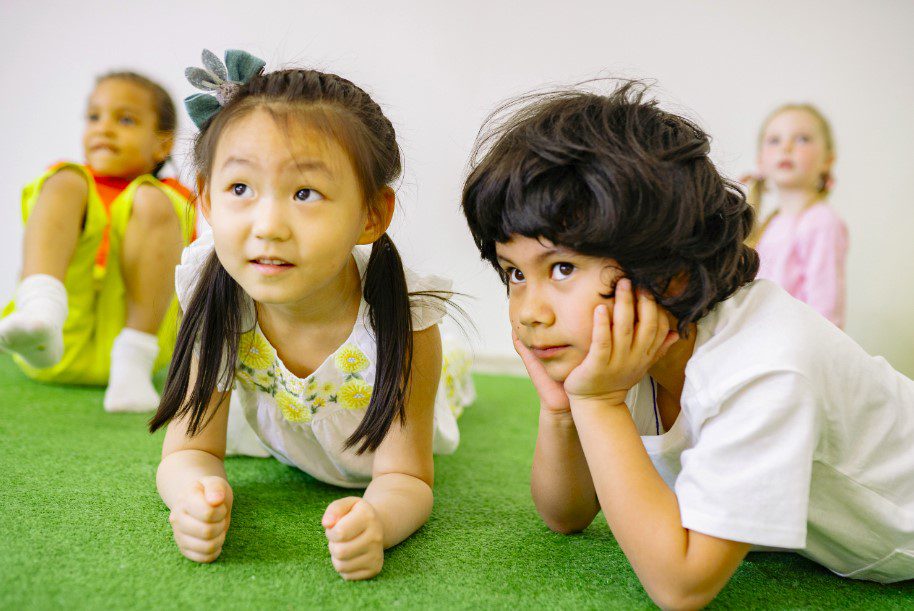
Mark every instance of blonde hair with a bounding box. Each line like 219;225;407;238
747;103;835;246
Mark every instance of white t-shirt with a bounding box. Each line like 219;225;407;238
174;233;475;489
626;279;914;583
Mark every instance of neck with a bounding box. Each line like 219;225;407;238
775;186;820;215
647;322;698;400
256;256;362;335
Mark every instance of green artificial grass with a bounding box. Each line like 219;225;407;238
0;354;912;610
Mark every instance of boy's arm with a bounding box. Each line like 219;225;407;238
515;334;600;532
531;408;600;533
571;401;750;610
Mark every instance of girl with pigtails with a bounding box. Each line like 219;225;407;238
149;50;473;579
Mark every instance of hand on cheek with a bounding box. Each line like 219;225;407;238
564;278;679;406
512;331;571;414
322;497;384;580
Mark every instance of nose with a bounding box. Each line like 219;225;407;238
516;286;554;328
252;196;291;242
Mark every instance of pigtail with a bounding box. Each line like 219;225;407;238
745;177;774;248
149;252;246;435
346;233;413;454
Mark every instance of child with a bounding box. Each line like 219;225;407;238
461;82;914;607
0;71;196;411
746;104;848;328
149;50;472;580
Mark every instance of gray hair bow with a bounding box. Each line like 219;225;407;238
184;49;266;128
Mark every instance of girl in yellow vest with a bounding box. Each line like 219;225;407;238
0;72;195;412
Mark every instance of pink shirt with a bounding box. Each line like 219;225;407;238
756;203;849;328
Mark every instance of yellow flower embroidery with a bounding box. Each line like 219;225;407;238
307;377;318;392
321;382;335;395
253;370;274;389
334;344;370;374
277;391;311;423
283;374;305;396
338;379;373;410
311;396;327;409
239;330;275;370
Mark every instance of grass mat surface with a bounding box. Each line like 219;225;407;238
0;355;911;609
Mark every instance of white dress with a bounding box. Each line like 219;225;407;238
175;233;475;488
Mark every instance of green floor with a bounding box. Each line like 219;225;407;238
0;356;911;610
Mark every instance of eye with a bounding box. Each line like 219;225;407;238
294;188;323;203
86;113;99;122
230;183;253;198
766;136;780;146
506;267;525;284
119;116;137;126
796;134;810;144
551;262;575;280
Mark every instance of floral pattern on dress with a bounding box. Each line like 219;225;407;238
234;330;375;424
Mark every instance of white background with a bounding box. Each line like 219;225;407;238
1;0;912;376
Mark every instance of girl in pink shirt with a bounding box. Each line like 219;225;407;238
746;105;848;327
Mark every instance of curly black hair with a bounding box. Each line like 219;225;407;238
461;80;759;334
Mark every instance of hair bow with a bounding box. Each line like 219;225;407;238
184;49;266;128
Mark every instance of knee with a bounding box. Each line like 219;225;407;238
131;185;180;231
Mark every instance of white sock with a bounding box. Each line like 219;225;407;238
103;328;160;413
0;274;68;368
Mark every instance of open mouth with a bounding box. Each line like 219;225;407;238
777;160;794;170
250;258;294;274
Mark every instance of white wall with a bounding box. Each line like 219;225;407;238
1;0;912;376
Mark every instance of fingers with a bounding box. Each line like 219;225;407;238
327;526;383;562
170;510;229;540
199;476;229;507
611;278;635;352
322;496;361;530
633;288;659;354
173;527;227;558
185;486;228;523
331;549;383;581
586;304;612;362
325;500;371;543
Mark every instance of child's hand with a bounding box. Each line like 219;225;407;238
322;497;384;580
513;331;571;414
168;476;232;563
565;279;679;407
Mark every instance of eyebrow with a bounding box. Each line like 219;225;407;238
220;156;334;176
496;246;576;267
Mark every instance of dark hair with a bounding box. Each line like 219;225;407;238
461;80;759;335
96;71;177;178
149;68;422;454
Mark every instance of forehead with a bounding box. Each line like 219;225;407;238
88;79;154;112
495;235;595;263
765;109;823;134
214;108;353;177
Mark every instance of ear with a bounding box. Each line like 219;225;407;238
357;187;395;245
196;176;212;224
155;132;175;163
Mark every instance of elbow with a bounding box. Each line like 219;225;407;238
541;514;591;535
646;582;718;611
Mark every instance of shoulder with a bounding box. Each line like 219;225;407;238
798;203;847;236
36;163;90;197
686;280;843;402
353;245;454;331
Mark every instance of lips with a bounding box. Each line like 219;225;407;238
777;160;794;170
249;257;294;275
89;143;118;154
529;345;569;359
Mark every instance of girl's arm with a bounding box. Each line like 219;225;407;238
322;325;441;579
156;361;234;563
